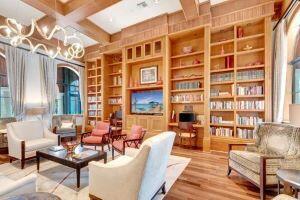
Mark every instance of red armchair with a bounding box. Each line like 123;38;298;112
81;121;111;151
111;125;146;159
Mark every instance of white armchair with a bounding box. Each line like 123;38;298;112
7;120;59;169
0;174;37;198
89;131;176;200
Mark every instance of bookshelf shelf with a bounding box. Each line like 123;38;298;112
236;109;265;112
171;76;204;81
211;109;234;112
171;63;204;70
236;48;265;55
210;123;234;127
236;95;264;98
236;125;255;128
170;88;204;93
236;33;264;42
211;39;234;47
127;85;163;91
108;62;122;66
210;81;234;86
210;96;234;99
171;51;204;59
171;101;204;104
108;85;122;88
237;64;265;70
126;55;163;64
109;72;122;76
210;68;234;73
211;53;234;59
236;79;264;83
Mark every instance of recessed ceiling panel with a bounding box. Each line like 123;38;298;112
88;0;182;34
198;0;228;5
0;0;45;25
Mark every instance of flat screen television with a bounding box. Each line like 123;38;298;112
131;90;163;115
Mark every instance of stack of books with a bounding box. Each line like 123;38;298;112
236;85;263;95
108;97;122;105
113;76;122;86
171;94;203;103
237;128;254;139
237;70;264;80
211;72;234;83
236;100;264;110
88;96;97;103
210;127;233;137
175;81;202;90
236;115;263;125
210;101;234;109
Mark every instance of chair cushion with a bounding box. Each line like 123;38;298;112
273;194;297;200
56;128;76;134
105;155;133;167
25;138;57;152
82;136;103;144
112;140;139;152
229;150;281;174
95;122;110;132
180;132;196;138
10;121;44;141
61;122;73;129
91;130;107;137
229;159;277;185
111;127;122;131
0;175;14;186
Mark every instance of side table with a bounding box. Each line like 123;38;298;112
0;129;8;154
277;169;300;198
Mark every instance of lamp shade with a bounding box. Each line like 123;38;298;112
289;104;300;126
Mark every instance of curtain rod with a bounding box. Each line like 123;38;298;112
0;40;84;68
273;0;299;31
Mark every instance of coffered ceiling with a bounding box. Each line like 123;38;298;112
0;0;235;48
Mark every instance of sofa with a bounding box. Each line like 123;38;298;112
0;117;16;151
0;174;37;198
89;131;176;200
7;120;59;169
228;123;300;200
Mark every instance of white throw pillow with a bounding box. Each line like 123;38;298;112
61;122;73;129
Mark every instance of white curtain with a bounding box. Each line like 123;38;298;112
40;56;57;118
4;45;28;120
273;19;288;122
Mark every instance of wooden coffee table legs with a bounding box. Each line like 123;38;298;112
76;167;80;188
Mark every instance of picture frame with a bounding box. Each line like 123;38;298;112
140;66;158;84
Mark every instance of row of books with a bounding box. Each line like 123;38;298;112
210;116;234;124
171;94;203;103
112;76;122;86
88;96;101;103
237;128;255;139
210;127;233;137
108;97;122;104
174;81;202;90
211;89;232;97
211;72;234;83
236;115;263;125
236;101;264;110
88;104;102;110
236;70;264;80
236;85;263;95
210;101;235;109
88;110;102;117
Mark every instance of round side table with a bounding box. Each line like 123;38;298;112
277;169;300;198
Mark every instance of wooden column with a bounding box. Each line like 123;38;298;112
203;25;211;151
164;35;171;131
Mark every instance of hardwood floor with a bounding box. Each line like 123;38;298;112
165;146;277;200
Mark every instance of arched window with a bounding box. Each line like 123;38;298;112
56;67;81;114
0;52;13;117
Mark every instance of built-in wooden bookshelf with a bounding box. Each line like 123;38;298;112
103;52;123;120
209;18;271;144
84;4;273;152
85;58;102;126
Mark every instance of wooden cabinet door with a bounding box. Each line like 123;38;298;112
125;115;136;130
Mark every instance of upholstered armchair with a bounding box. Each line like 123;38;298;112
89;131;176;200
81;121;111;151
7;120;59;169
0;174;37;198
111;125;146;159
52;115;77;140
228;123;300;200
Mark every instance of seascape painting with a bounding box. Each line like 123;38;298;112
131;90;163;115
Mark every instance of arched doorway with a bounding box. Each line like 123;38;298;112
0;53;13;117
56;66;81;114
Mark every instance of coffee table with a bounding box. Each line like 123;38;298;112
3;192;61;200
277;169;300;198
36;146;107;188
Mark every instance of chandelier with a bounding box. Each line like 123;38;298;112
0;18;85;60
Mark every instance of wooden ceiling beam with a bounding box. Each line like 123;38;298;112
180;0;200;20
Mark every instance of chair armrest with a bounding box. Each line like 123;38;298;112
0;174;36;197
80;131;92;142
7;126;23;159
125;148;139;157
43;128;59;144
112;134;127;142
228;143;255;151
260;155;285;160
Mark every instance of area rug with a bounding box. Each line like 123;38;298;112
0;148;190;200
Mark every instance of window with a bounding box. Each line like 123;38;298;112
293;63;300;103
56;67;81;114
0;53;13;117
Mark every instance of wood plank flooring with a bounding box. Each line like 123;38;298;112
165;146;277;200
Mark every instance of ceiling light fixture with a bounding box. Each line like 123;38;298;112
0;18;85;60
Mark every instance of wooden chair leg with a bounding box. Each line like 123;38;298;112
161;182;166;194
112;148;115;160
101;145;104;152
21;159;25;169
107;143;111;151
227;167;232;176
260;157;266;200
9;157;13;163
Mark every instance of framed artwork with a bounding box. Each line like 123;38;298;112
140;66;158;84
